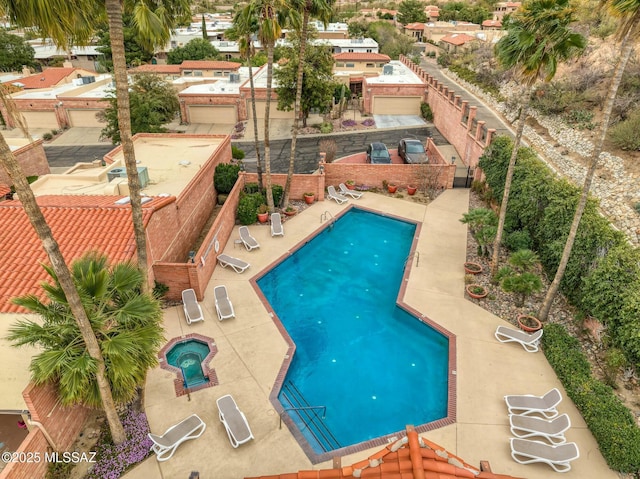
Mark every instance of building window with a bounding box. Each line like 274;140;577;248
346;63;355;68
377;63;385;67
336;62;345;67
366;63;374;67
214;71;223;76
194;70;203;76
348;49;354;52
183;70;192;76
366;49;372;53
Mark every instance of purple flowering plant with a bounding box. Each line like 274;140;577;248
361;119;375;127
87;408;153;479
341;119;357;127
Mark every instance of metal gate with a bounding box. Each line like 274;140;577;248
453;165;473;188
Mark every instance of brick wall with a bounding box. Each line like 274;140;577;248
1;382;91;479
324;162;454;191
0;140;49;186
243;172;326;201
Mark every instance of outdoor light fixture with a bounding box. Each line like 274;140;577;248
188;251;196;263
451;156;456;164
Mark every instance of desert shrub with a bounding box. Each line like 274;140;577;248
42;132;53;140
319;138;337;162
214;163;240;194
609;109;640;150
152;281;169;299
237;193;262;225
319;122;333;134
231;145;245;160
420;102;433;121
51;129;58;135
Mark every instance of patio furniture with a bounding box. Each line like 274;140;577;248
217;254;250;273
339;183;363;199
510;413;571;445
271;212;284;237
238;226;260;251
182;289;204;325
327;185;348;204
505;388;562;419
148;414;206;462
214;285;235;321
216;394;254;448
495;325;543;353
510;438;579;473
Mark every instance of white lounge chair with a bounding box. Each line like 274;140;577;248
217;254;250;273
510;413;571;445
214;285;235;321
510;438;579;473
339;183;363;199
327;185;348;204
216;394;254;448
182;289;204;325
495;325;543;353
505;388;562;419
238;226;260;251
271;212;284;237
148;414;206;462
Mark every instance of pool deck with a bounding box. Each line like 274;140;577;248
128;189;618;479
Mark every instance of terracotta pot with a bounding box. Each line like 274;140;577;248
464;261;483;274
387;185;398;194
304;194;315;205
466;284;487;299
257;212;268;223
346;183;356;190
517;315;542;333
407;186;417;195
284;209;297;217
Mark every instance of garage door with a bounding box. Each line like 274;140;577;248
21;111;58;129
247;100;294;120
67;110;103;127
188;105;236;124
372;96;421;115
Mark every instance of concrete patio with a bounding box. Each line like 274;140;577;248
127;189;617;479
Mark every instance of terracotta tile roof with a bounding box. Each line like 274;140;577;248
0;195;172;313
0;184;11;198
334;52;391;62
179;60;242;70
128;64;182;74
246;427;522;479
404;23;426;30
441;33;477;46
482;20;502;27
10;68;78;89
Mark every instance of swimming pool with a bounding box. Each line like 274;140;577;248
257;208;451;458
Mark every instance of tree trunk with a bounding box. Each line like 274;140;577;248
0;136;126;445
264;44;275;212
247;40;263;190
538;30;633;321
490;90;532;277
106;0;149;293
282;7;310;208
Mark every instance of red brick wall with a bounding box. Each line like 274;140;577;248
0;140;49;186
2;382;91;479
324;162;454;191
243;172;326;201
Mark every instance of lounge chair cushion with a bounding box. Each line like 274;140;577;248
217;394;254;448
510;438;579;473
148;414;206;461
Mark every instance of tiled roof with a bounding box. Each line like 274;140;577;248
482;20;502;27
128;64;182;74
179;60;242;70
0;195;169;313
0;184;11;198
405;22;426;30
334;52;391;62
441;33;477;46
246;427;522;479
10;68;77;89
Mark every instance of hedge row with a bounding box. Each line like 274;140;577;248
542;324;640;472
479;136;640;368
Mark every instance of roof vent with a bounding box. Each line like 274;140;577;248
229;73;240;83
107;167;127;182
383;64;394;75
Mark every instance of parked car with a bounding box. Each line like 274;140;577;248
398;139;428;164
366;142;391;164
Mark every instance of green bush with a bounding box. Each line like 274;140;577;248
244;182;260;194
152;281;169;299
237;194;259;225
51;129;58;135
272;184;284;208
231;145;245;160
420;102;433;121
609;109;640;150
42;132;53;141
319;122;333;134
505;230;533;251
214;163;240;194
542;324;640;472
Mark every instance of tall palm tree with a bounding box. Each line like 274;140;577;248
256;0;293;211
8;253;164;408
490;0;586;277
538;1;640;321
232;3;265;189
0;129;126;444
2;0;190;293
281;0;331;207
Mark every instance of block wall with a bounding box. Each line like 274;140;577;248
0;140;49;186
324;162;454;191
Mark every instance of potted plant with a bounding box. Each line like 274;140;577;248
257;204;269;223
303;192;315;204
464;261;483;274
345;180;356;190
517;314;542;333
387;182;398;194
407;185;417;195
466;284;488;299
284;205;297;217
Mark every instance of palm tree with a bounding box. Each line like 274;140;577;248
0;129;126;443
490;0;586;277
1;0;190;293
256;0;292;212
281;0;332;207
538;0;640;321
8;253;164;408
232;3;265;189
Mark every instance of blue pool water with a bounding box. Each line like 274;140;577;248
166;339;210;388
257;209;449;453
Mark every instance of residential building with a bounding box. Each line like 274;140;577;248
493;1;521;20
439;33;478;53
